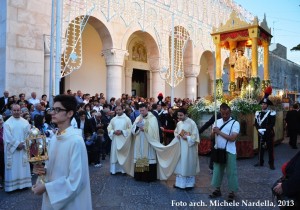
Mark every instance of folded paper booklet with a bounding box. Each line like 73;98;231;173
136;120;145;128
179;129;190;137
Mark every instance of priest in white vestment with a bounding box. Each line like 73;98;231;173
131;103;181;182
107;105;132;174
32;95;92;210
174;108;200;189
131;103;159;182
3;104;32;192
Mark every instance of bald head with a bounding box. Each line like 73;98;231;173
3;91;9;98
31;92;37;99
12;104;21;118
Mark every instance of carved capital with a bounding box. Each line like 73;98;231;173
44;35;66;55
148;57;160;71
184;64;200;77
102;49;129;66
125;68;133;77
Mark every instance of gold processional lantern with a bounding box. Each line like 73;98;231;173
25;126;48;183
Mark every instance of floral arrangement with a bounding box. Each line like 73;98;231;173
216;79;223;99
249;77;261;99
229;97;261;116
188;94;283;123
188;97;221;122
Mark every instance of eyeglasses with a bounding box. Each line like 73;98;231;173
49;107;68;114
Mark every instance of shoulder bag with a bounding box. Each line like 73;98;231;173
211;119;236;164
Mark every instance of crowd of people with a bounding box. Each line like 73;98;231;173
0;89;299;209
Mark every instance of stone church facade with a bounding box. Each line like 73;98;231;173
0;0;299;101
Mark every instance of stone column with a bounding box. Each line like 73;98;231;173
212;34;222;79
185;64;200;100
125;68;133;96
216;43;222;79
263;42;270;80
44;55;50;96
102;49;128;100
43;35;51;97
147;71;152;98
249;27;259;78
149;57;165;98
152;70;165;98
228;41;237;83
251;37;258;77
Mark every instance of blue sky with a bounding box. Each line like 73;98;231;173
234;0;300;64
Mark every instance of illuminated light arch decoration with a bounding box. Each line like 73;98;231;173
159;24;190;88
61;1;95;77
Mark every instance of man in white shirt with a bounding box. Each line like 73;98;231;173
209;103;240;202
28;92;40;106
93;100;103;112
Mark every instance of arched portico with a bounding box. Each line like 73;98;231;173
124;30;161;98
198;51;214;97
62;16;113;96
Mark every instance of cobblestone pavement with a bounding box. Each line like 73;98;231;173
0;136;299;210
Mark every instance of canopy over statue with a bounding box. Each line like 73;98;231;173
211;11;273;96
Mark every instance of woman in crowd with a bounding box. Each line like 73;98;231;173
163;107;177;145
84;104;92;119
17;93;28;105
11;95;19;104
2;102;13;120
22;112;32;125
27;103;35;115
40;94;49;108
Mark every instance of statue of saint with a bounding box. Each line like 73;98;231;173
234;49;250;90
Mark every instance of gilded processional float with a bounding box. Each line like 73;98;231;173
194;11;284;158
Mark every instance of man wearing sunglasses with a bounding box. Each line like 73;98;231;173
32;94;92;210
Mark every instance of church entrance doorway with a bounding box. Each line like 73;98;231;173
132;69;147;98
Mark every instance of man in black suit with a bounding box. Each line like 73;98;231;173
151;103;164;143
101;108;112;159
0;91;9;114
286;103;300;149
76;110;94;136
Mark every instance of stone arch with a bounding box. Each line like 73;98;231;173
222;57;230;94
63;16;113;95
87;16;113;50
198;50;214;97
124;30;160;97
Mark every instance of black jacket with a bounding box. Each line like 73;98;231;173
76;118;94;137
198;112;221;134
286;110;300;131
0;97;6;114
282;151;300;205
255;110;276;139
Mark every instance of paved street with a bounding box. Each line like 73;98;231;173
0;136;299;210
